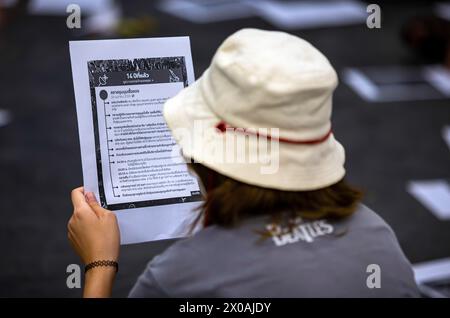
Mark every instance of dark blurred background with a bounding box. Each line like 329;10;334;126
0;0;449;297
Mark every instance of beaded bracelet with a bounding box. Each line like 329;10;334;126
85;260;119;273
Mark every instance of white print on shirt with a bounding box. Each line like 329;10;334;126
266;217;334;247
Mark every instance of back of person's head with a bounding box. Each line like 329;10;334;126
189;163;362;227
164;28;362;228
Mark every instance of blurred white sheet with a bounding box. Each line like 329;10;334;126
158;0;254;23
407;180;450;220
158;0;367;29
247;0;367;29
343;65;450;102
414;257;450;284
29;0;113;15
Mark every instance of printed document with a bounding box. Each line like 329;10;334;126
70;37;201;244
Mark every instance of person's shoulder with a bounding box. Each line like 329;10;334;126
341;203;403;246
348;203;394;231
148;225;231;272
348;204;420;297
345;203;411;262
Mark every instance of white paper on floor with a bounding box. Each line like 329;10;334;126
413;257;450;298
157;0;255;23
413;257;450;284
157;0;367;29
342;65;450;102
28;0;121;34
407;180;450;220
247;0;366;29
83;2;121;35
28;0;114;15
0;109;12;128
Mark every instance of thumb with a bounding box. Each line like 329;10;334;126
85;192;108;217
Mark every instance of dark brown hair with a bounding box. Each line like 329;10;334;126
189;163;363;228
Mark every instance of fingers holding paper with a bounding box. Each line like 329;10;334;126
68;187;120;265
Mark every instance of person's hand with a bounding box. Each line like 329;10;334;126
68;187;120;265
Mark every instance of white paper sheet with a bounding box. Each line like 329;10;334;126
247;0;367;30
157;0;366;29
157;0;255;23
407;180;450;220
342;65;450;102
29;0;121;35
413;257;450;284
413;257;450;298
29;0;114;15
69;37;202;245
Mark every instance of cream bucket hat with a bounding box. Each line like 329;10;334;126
164;28;345;191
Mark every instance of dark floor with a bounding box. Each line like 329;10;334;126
0;1;449;297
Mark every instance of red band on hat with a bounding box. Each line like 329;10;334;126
215;121;332;145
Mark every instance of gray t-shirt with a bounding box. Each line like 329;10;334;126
129;204;420;297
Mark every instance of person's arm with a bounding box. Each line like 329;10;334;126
83;266;116;298
68;187;120;298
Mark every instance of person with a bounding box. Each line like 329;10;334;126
68;29;420;298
